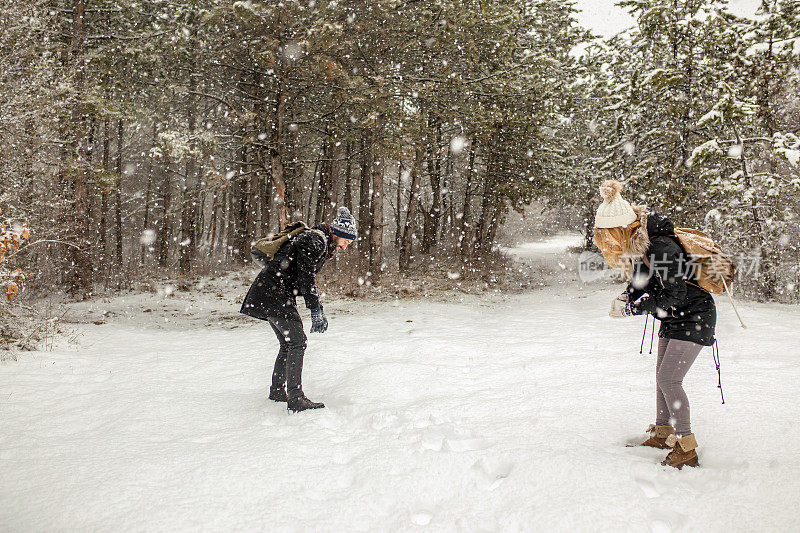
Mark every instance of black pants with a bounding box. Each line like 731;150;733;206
267;307;307;400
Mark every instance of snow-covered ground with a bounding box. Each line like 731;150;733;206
2;235;799;532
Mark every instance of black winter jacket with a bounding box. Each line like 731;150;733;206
626;213;717;346
240;224;332;321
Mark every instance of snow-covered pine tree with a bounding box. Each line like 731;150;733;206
720;0;800;299
607;0;742;214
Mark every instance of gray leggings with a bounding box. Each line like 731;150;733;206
655;338;703;436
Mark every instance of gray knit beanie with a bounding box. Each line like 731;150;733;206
330;206;357;240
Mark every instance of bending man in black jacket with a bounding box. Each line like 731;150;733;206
240;207;357;413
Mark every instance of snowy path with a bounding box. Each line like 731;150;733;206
2;238;800;531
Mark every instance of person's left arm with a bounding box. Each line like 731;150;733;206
295;231;327;310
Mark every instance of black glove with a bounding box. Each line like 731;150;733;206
310;306;328;333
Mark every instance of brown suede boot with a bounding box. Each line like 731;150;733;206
639;424;675;449
661;433;699;469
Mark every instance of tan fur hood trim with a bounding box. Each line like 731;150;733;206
627;205;650;257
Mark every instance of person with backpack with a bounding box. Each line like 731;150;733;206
240;207;357;413
593;180;717;469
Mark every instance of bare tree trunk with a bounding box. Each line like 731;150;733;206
475;148;496;259
422;120;442;253
194;163;204;249
459;139;476;261
86;118;96;237
343;139;353;213
326;142;340;222
157;156;172;268
270;86;289;228
285;110;304;221
357;131;372;263
179;139;197;277
209;188;220;255
369;117;385;280
395;161;403;248
222;189;231;261
254;112;273;235
261;168;272;234
114;119;123;268
184;58;202;269
421;203;432;258
224;188;234;261
400;146;424;271
314;138;340;224
248;166;258;238
320;141;339;223
583;190;595;250
312;140;327;223
99;120;109;271
443;149;454;241
141;121;156;263
485;202;502;255
232;144;250;263
68;0;92;296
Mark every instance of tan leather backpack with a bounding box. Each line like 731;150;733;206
673;227;736;294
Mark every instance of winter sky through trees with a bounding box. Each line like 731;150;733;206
575;0;760;37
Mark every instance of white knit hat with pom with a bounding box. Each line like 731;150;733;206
595;180;637;228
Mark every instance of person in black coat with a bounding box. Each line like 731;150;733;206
593;180;716;469
240;207;357;413
622;213;716;347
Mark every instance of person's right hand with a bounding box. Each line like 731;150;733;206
609;293;633;318
310;306;328;333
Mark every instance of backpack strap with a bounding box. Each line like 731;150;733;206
686;280;710;293
669;233;696;282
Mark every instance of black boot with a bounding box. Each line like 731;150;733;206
287;395;325;413
269;387;288;402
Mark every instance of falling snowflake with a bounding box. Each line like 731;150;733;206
450;136;468;154
282;42;302;61
727;144;743;159
140;229;157;246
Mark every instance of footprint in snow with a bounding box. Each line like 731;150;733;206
411;512;432;526
189;434;221;444
370;411;399;431
420;430;445;451
472;457;513;491
418;424;490;453
335;470;356;489
649;519;672;533
315;411;343;429
445;436;490;452
631;463;661;498
648;510;687;533
624;435;647;447
331;449;353;465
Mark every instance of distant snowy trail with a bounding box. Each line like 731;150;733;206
2;237;799;531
